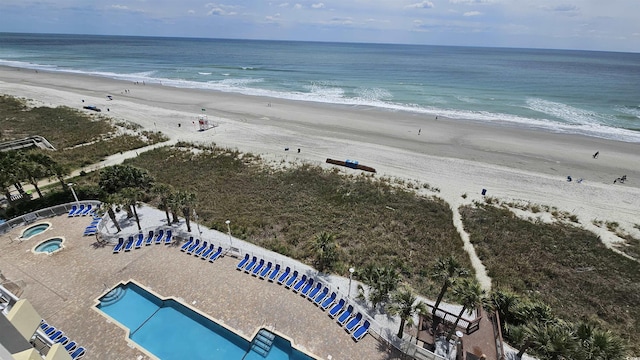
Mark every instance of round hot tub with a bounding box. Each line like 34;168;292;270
20;222;52;240
33;237;65;254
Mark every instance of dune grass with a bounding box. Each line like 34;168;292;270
0;95;113;148
460;203;640;352
0;95;168;169
126;145;467;296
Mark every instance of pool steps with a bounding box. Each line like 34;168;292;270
250;329;275;357
100;287;125;306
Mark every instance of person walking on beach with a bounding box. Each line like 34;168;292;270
593;151;599;159
418;128;421;135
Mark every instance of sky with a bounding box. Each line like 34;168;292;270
1;0;639;52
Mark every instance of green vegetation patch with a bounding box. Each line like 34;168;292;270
0;95;113;148
461;203;640;352
127;145;466;296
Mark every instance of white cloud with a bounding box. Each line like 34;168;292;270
111;5;129;10
205;3;237;16
278;2;289;7
311;3;325;9
405;1;434;9
537;4;579;17
329;16;353;25
294;4;302;9
463;11;482;16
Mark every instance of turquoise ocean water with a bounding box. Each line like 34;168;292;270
1;33;639;142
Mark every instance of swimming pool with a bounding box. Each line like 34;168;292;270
20;222;51;239
96;281;317;360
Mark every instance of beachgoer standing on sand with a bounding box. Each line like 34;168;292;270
593;151;599;159
418;128;421;135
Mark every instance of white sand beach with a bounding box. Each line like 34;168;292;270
2;66;639;288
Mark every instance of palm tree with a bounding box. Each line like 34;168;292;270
517;320;576;359
576;322;627;360
47;158;70;191
358;264;400;308
0;151;22;201
430;256;469;316
311;232;339;272
21;152;54;198
446;277;486;340
99;194;122;233
386;285;427;339
489;287;522;328
99;164;154;194
167;192;180;224
152;183;174;225
120;187;144;231
175;190;197;232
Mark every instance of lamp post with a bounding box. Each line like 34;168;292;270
67;183;80;205
348;267;355;299
225;220;233;247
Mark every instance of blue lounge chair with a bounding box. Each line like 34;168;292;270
83;229;96;236
344;313;363;332
181;237;194;251
124;236;134;251
64;341;77;352
55;335;69;344
48;330;64;341
337;305;354;325
307;283;322;300
328;299;345;318
292;275;308;293
154;229;164;244
236;254;250;270
113;238;124;253
251;259;265;276
244;256;258;273
314;287;329;305
208;247;223;262
352;320;370;342
186;239;200;254
145;230;154;246
68;205;77;217
44;327;56;336
259;261;272;279
276;267;290;284
164;230;173;244
194;241;208;256
80;204;92;216
40;322;50;331
284;271;299;288
201;243;215;258
134;233;144;249
268;264;281;282
300;278;315;296
55;336;70;346
73;204;85;217
70;346;86;359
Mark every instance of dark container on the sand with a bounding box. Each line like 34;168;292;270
481;189;487;195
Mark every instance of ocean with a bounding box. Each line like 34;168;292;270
1;32;639;142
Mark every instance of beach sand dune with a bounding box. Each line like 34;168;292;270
2;66;639;279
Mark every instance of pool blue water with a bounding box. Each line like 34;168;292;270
34;238;62;253
21;223;50;238
97;282;314;360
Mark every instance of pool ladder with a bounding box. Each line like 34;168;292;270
249;329;275;358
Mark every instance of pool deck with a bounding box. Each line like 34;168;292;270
0;210;403;360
